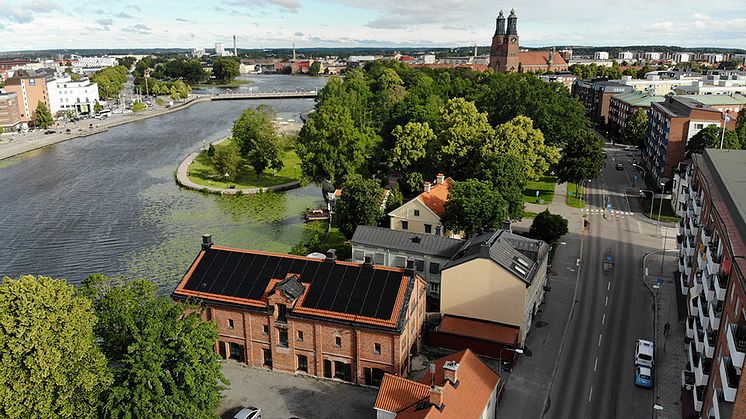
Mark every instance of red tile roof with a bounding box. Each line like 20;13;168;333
374;349;499;418
438;315;520;345
519;51;567;67
417;177;454;218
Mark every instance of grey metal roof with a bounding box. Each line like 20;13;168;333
351;225;465;259
702;149;746;241
444;230;549;285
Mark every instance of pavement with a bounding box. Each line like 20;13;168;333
219;360;376;419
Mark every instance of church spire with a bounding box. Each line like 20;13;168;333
507;8;517;35
495;9;506;36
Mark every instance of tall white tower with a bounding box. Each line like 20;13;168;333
233;35;237;57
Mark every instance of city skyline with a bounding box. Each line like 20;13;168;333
0;0;745;52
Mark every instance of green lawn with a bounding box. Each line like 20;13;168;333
640;197;680;224
523;175;557;204
187;139;301;189
522;210;539;219
566;183;586;208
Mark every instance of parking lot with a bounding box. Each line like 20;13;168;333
219;361;377;419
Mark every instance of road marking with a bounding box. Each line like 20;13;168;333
602;313;606;325
588;386;593;402
605;296;608;306
594;357;598;372
607;281;611;290
598;334;603;346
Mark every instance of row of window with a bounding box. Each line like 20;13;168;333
230;320;383;353
400;220;437;234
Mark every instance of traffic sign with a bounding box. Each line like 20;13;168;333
657;277;664;286
607;255;613;263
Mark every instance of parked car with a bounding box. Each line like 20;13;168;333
44;130;56;135
624;146;638;151
615;163;624;170
635;339;654;367
635;366;653;388
233;407;261;419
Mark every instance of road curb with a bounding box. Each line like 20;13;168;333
540;234;584;417
642;250;663;415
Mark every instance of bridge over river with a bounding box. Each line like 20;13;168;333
207;90;318;100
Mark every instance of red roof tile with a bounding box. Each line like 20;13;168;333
519;51;567;67
438;315;520;345
417;177;454;218
374;374;430;413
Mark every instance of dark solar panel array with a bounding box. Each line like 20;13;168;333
183;248;406;320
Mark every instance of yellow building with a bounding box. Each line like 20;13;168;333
388;174;456;238
440;230;549;344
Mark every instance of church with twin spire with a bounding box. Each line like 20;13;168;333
489;9;568;73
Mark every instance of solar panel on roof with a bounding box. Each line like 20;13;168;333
301;263;332;309
221;252;250;297
346;268;374;315
331;266;358;313
359;270;389;317
374;272;401;319
184;249;218;291
314;264;348;311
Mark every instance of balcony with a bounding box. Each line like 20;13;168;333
689;272;701;296
679;218;686;236
694;352;711;385
709;301;723;331
698;294;711;330
685;256;693;277
688;341;699;371
692;196;702;217
687;316;695;339
688;216;700;238
715;273;729;301
720;357;740;402
693;385;705;412
679;256;687;275
726;322;746;368
702;273;715;303
701;226;712;247
684;236;696;257
694;317;705;354
679;270;689;296
704;328;717;359
707;244;722;275
697;248;705;272
689;294;700;317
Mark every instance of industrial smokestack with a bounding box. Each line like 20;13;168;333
233;35;237;57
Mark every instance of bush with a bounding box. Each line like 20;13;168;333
529;209;568;244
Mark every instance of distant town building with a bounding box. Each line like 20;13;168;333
594;51;609;60
642;52;662;61
538;72;578;90
171;239;427;387
674;77;746;95
618;51;634;61
489;9;568;73
47;76;99;114
0;92;21;131
388;174;455;238
703;53;725;64
215;42;225;56
3;70;50;124
571;79;634;125
674;52;691;63
559;48;573;61
71;56;118;74
374;349;499;419
422;54;436;64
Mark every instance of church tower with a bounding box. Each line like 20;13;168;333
489;8;520;73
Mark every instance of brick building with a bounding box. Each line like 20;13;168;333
489;9;567;73
0;92;21;131
571;79;634;125
676;149;746;418
171;237;427;387
607;91;664;140
3;70;50;124
643;96;735;181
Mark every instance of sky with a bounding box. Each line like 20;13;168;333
0;0;745;51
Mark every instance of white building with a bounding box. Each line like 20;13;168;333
47;76;100;115
618;51;634;61
673;53;691;63
71;56;118;73
703;53;724;64
422;54;436;64
594;51;609;60
642;52;661;61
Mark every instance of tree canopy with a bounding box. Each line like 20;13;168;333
556;131;604;190
529;209;569;244
621;108;647;147
441;179;508;237
685;125;741;158
488;115;559;180
212;141;243;181
232;106;283;176
212;57;240;83
90;66;128;99
0;275;111;419
34;101;54;128
388;121;434;174
333;175;385;238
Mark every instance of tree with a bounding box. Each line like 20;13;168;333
207;143;216;157
212;57;240;83
441;179;508;237
529;209;568;244
435;98;495;177
93;100;103;114
70;73;81;81
488;115;559;181
387;122;434;173
308;61;321;76
333;175;385;238
80;276;228;419
621;108;647;147
232;106;283;176
132;101;146;112
212;141;243;181
685;125;741;158
736;111;746;148
34;101;53;128
472;153;526;220
90;66;128;99
556;131;604;197
0;275;112;419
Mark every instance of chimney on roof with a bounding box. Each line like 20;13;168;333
429;385;444;409
436;173;445;184
443;360;459;385
503;219;512;232
326;249;337;262
424;181;432;193
201;234;214;250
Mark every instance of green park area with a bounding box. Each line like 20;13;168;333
187;139;301;189
640;196;680;224
566;183;586;208
291;221;351;260
522;175;557;204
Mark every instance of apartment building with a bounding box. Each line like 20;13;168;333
0;92;21;131
677;149;746;418
607;91;664;139
2;70;50;123
47;76;100;114
172;237;427;387
572;79;634;125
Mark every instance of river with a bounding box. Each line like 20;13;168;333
0;75;328;291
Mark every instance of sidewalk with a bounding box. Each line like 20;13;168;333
643;241;686;416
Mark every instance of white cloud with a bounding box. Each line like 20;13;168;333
122;23;151;35
224;0;301;13
0;0;59;23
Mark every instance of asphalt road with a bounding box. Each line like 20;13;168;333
546;147;659;419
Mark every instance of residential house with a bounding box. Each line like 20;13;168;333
675;149;746;418
374;348;499;419
171;236;427;387
388;174;455;238
440;230;550;344
351;225;464;299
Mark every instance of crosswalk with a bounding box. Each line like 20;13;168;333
580;208;634;216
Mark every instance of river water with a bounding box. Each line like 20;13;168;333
0;75;328;291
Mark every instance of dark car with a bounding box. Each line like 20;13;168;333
44;130;56;135
615;163;624;170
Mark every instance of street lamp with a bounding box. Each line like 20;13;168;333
640;189;655;219
498;347;524;373
656;182;665;229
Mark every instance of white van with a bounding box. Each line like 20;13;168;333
635;339;654;367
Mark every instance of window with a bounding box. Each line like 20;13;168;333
393;256;406;268
297;355;308;372
262;325;269;335
374;343;381;354
334;361;352;381
323;360;332;378
374;253;385;264
228;319;235;329
279;329;288;347
401;220;409;230
424;224;432;234
335;336;342;347
297;330;304;341
413;209;420;217
429;262;441;274
277;304;287;323
415;259;425;272
429;282;440;294
263;348;272;367
353;250;364;261
364;367;385;387
435;226;443;236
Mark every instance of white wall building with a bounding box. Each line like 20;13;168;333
673;53;691;63
618;51;634;61
215;43;224;56
642;52;661;61
422;54;436;64
594;51;609;60
72;56;117;69
703;53;724;64
47;76;100;114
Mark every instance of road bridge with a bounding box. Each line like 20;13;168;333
208;90;318;100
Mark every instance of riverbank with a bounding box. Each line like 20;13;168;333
0;96;211;161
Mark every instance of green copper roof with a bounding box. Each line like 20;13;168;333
613;91;665;107
682;94;746;106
